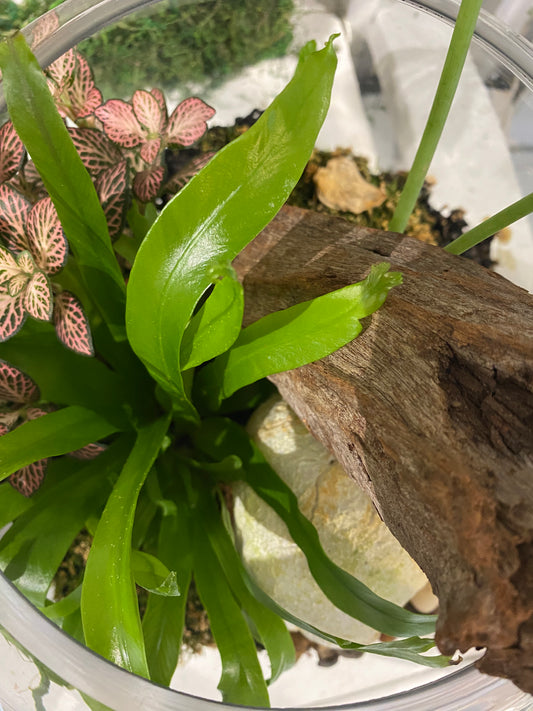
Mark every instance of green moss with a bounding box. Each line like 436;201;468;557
4;0;294;97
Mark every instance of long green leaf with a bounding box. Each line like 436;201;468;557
199;263;400;407
0;33;126;337
131;549;179;596
197;484;295;684
0;440;131;606
142;471;193;686
81;415;170;678
0;406;122;481
193;521;270;707
180;272;244;371
194;418;436;639
126;37;337;413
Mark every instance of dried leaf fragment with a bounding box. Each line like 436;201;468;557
314;156;386;214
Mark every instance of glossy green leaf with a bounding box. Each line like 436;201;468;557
193;521;270;707
244;573;452;668
197;484;295;684
143;471;193;686
194;417;436;639
131;549;179;596
41;585;82;623
0;483;33;528
0;440;131;606
126;37;337;413
0;406;122;481
0;34;126;337
81;415;170;679
0;322;131;428
200;263;401;407
180;272;244;371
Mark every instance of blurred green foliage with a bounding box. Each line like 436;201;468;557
1;0;294;95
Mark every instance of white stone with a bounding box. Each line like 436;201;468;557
232;395;428;646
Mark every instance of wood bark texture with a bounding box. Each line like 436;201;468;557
233;205;533;694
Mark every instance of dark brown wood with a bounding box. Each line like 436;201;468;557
234;205;533;694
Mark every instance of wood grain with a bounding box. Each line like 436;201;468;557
234;205;533;693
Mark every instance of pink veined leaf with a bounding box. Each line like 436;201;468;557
163;151;215;194
23;272;53;322
0;121;25;184
30;11;60;48
53;291;94;357
133;89;166;135
68;53;103;120
0;359;39;405
8;272;30;297
150;88;167;116
140;138;161;165
26;406;50;420
9;459;48;497
69;127;124;177
0;410;19;433
166;97;215;147
133;165;165;203
0;245;24;286
95;161;130;240
16;250;37;275
46;48;77;92
0;288;26;341
0;184;31;252
69;441;107;460
95;100;145;149
26;197;68;275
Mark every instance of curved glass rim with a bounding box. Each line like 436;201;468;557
0;0;532;709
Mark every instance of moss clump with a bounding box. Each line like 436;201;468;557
3;0;294;97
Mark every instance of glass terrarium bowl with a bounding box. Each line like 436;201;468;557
0;0;532;709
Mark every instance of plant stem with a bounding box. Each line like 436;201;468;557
389;0;484;233
444;192;533;255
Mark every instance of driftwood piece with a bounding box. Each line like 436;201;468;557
233;205;533;694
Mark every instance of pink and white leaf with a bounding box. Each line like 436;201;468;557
69;54;103;119
133;166;165;203
26;406;50;420
26;197;68;275
16;250;36;276
95;161;129;240
8;272;30;297
69;128;124;177
0;122;25;183
0;245;23;286
0;359;39;405
163;151;215;194
70;441;107;460
0;184;31;252
0;411;20;432
140;138;161;165
23;272;53;322
151;89;167;114
166;97;215;147
95;100;145;149
53;291;94;356
31;11;59;48
0;289;26;341
133;89;166;135
46;48;76;91
9;459;48;496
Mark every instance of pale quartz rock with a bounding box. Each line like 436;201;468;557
233;395;429;645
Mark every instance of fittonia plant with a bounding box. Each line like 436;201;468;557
4;0;531;702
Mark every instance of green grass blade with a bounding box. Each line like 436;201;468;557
194;418;436;639
0;440;131;606
0;406;122;481
389;0;484;233
0;33;126;337
193;521;270;707
126;38;337;412
444;192;533;255
81;415;170;678
197;484;295;684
